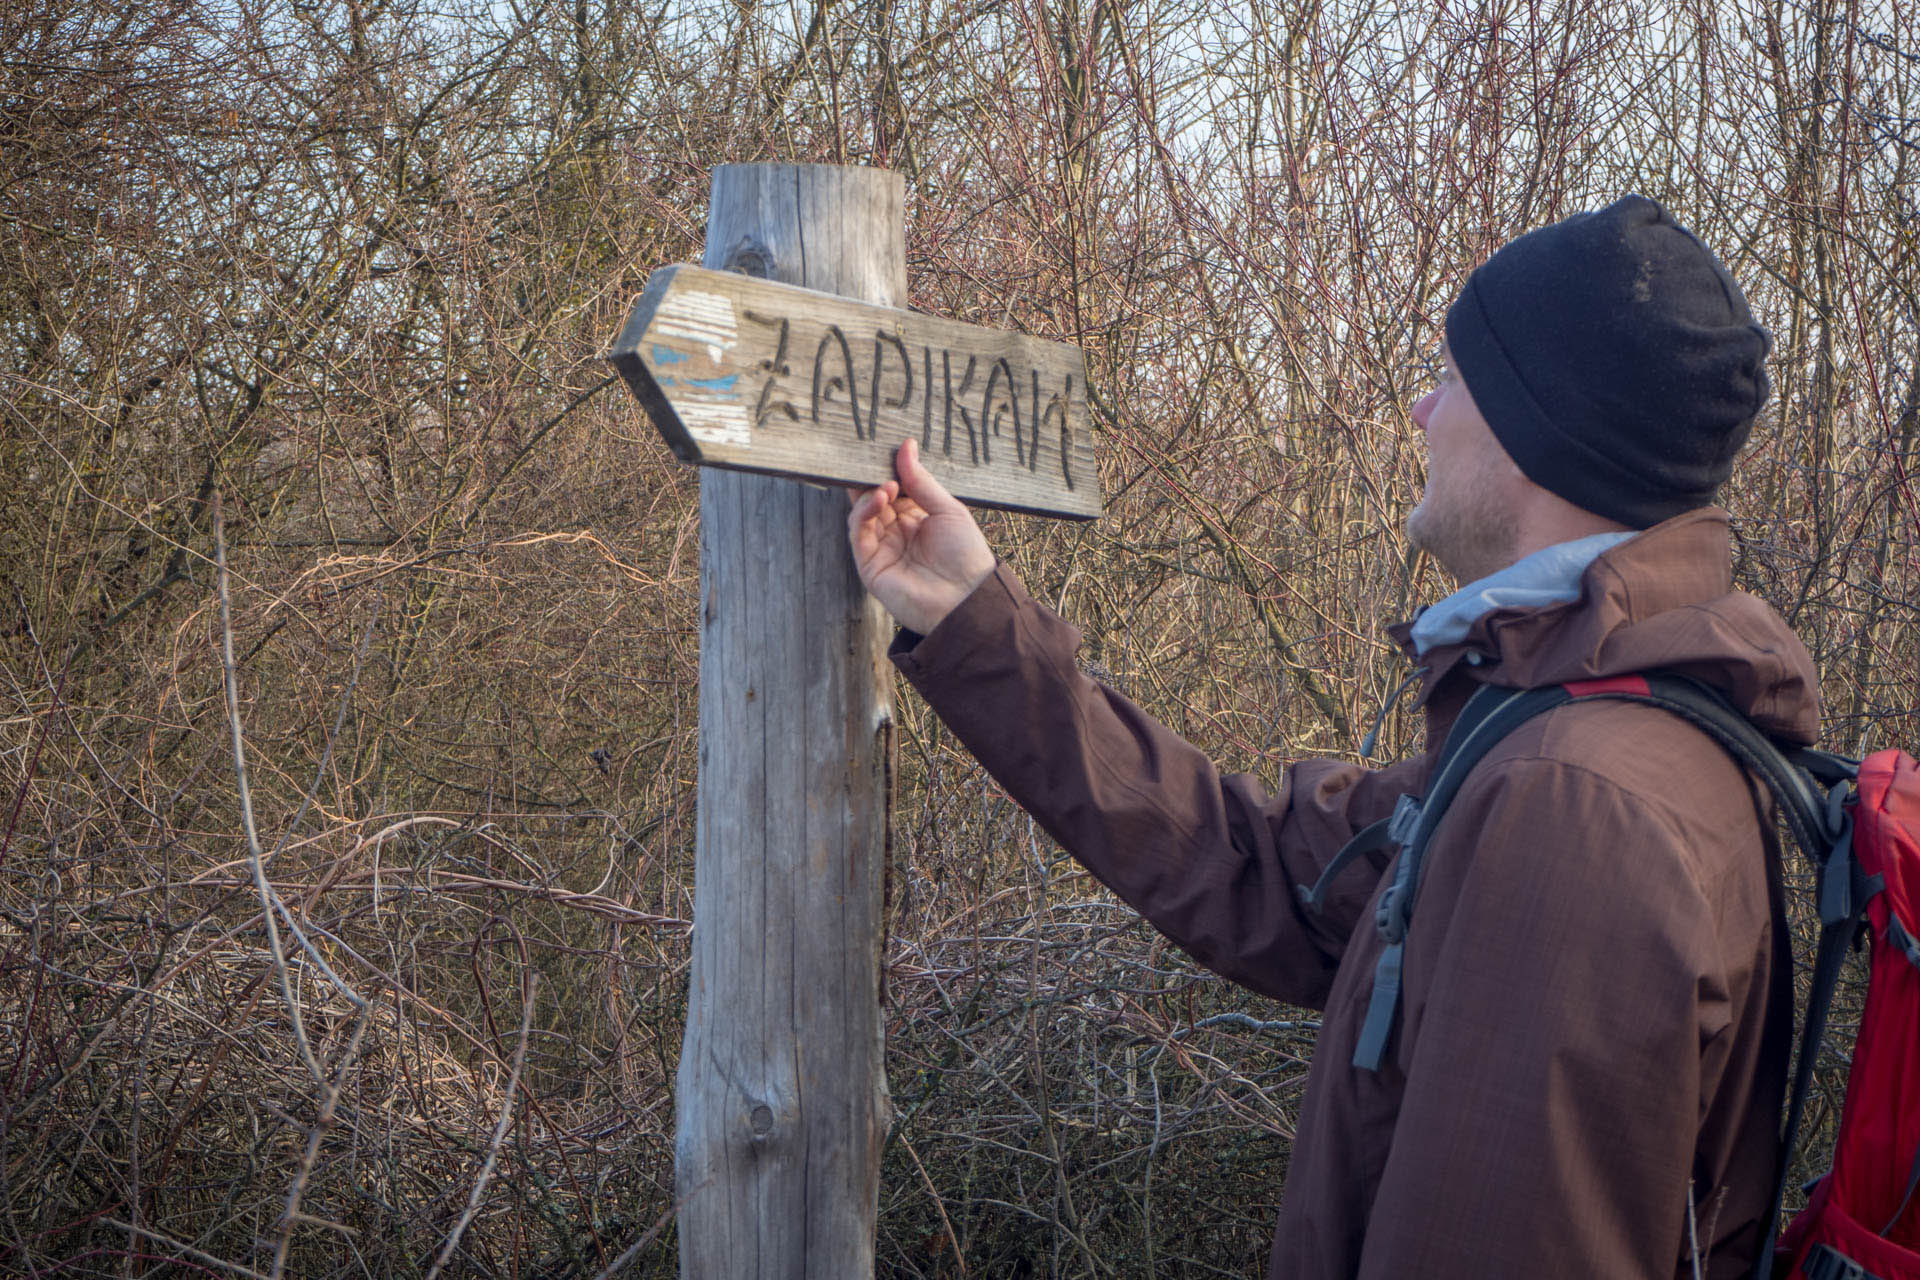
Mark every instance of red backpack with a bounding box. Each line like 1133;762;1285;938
1773;744;1920;1279
1303;673;1920;1278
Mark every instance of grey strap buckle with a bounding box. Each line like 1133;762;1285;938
1387;793;1423;846
1373;796;1428;945
1889;913;1920;974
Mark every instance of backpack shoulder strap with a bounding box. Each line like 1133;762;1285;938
1348;680;1572;1069
1605;675;1835;871
1298;684;1564;917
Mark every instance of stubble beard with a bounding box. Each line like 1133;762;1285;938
1406;465;1523;586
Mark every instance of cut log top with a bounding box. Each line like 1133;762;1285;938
610;264;1102;521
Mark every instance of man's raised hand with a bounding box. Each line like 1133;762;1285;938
848;438;997;636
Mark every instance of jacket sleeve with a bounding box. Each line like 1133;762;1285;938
892;563;1427;1008
1355;753;1733;1278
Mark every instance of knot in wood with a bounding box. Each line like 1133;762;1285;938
723;237;773;279
748;1103;776;1139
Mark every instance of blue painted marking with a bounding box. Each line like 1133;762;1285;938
652;344;690;365
687;375;739;393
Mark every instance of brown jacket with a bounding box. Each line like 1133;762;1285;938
892;508;1820;1278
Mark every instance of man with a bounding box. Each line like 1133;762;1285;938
849;195;1815;1277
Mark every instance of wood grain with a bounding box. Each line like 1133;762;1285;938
671;163;897;1280
610;266;1101;520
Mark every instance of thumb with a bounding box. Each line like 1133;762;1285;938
894;438;965;515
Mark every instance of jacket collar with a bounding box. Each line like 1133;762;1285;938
1409;530;1636;655
1392;507;1821;744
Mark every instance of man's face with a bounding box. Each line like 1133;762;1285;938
1406;342;1528;584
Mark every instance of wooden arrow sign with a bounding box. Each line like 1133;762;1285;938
608;265;1102;520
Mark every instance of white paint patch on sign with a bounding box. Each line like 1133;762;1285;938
678;398;752;448
654;289;735;362
645;288;751;447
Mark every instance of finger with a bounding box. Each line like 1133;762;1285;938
894;438;965;516
847;484;892;547
850;504;894;565
849;480;897;526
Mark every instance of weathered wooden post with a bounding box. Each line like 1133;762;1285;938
608;162;1098;1277
674;163;898;1278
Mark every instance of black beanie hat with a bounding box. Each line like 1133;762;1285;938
1443;195;1772;529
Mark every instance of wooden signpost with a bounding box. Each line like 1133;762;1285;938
609;163;1099;1279
610;266;1101;520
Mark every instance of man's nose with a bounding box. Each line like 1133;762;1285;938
1411;389;1438;433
